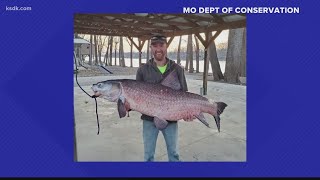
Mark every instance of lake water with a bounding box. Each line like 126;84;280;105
84;57;226;74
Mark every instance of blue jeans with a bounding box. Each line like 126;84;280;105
142;119;180;162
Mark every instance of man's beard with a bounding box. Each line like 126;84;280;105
154;51;165;61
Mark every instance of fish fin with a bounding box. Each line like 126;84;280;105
194;113;210;128
124;100;131;117
213;102;228;132
154;117;168;130
213;115;220;133
216;102;227;115
160;69;181;90
127;109;131;117
117;98;127;118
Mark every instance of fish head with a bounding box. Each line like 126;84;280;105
91;81;121;102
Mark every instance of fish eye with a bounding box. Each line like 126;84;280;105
98;83;102;88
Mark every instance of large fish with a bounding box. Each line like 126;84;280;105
91;70;227;132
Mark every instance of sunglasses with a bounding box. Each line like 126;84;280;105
150;36;167;41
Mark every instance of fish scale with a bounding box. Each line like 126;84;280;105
120;80;215;121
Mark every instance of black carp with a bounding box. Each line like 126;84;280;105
91;70;227;132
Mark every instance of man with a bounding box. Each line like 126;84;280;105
136;34;189;162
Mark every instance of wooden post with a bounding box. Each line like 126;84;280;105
195;31;222;96
114;38;118;66
203;32;209;95
138;39;146;66
146;40;150;61
89;35;92;65
139;51;142;66
130;42;133;67
138;40;142;66
167;36;174;48
203;48;208;95
127;37;145;67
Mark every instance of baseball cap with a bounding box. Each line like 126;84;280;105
150;34;167;44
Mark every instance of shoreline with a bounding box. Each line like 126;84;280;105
74;65;245;86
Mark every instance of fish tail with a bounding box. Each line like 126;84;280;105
213;102;227;133
216;102;227;116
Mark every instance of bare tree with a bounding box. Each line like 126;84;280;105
119;37;126;67
186;34;193;73
104;36;110;66
146;40;150;61
109;37;113;66
94;35;98;65
114;37;118;66
224;28;245;83
89;35;93;65
118;37;121;66
239;28;246;77
177;36;182;65
98;35;107;66
208;32;224;81
125;37;133;67
194;35;200;73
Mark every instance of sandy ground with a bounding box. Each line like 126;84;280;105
74;66;246;162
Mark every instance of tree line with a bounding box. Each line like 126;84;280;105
74;28;246;84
